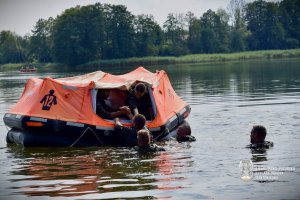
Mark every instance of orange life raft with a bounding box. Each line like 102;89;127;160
4;67;190;147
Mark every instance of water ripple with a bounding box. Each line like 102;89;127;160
1;61;300;199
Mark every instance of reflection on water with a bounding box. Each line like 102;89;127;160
4;142;194;199
1;58;300;199
250;148;268;163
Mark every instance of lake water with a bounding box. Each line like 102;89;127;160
0;58;300;199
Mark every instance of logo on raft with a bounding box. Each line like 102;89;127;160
40;89;57;111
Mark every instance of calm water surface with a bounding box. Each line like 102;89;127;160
0;59;300;199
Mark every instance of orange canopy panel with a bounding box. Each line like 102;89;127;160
9;67;188;128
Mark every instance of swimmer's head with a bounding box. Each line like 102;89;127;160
250;125;267;144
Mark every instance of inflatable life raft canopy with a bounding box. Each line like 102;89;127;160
7;67;189;129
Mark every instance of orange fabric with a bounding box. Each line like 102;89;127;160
57;71;106;87
149;71;186;128
8;67;187;128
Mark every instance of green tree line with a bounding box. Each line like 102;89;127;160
0;0;299;66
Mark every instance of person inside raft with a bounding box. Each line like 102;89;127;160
96;89;133;119
176;121;196;142
247;125;273;149
134;129;165;152
127;82;153;120
114;114;151;147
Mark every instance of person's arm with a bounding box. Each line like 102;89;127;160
133;108;139;116
144;126;153;142
119;106;133;119
114;117;123;127
98;103;131;119
110;109;128;118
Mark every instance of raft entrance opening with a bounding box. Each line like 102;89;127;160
93;87;156;121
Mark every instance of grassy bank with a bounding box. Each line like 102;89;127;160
81;49;300;70
1;49;300;72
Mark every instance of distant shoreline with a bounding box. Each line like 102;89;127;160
1;49;300;72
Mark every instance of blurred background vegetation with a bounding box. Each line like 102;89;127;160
0;0;299;68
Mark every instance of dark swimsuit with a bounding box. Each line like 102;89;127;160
247;141;274;149
177;135;196;142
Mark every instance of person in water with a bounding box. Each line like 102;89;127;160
114;114;148;147
96;89;132;119
247;125;273;149
127;82;153;120
134;129;165;152
176;121;196;142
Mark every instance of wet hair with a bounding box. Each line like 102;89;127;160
133;114;146;130
177;121;191;138
251;125;267;143
134;83;146;94
137;129;151;147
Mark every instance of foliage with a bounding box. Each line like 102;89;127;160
103;4;136;59
134;14;162;57
279;0;300;48
0;31;27;63
245;0;285;50
162;13;189;56
29;17;54;62
52;3;105;66
1;0;300;67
